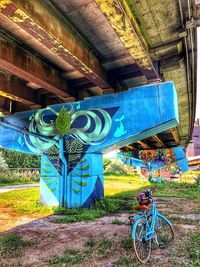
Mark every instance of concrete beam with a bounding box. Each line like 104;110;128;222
95;0;159;81
136;141;150;149
152;135;165;147
150;40;183;60
0;72;41;109
160;55;185;72
0;96;11;115
170;128;180;145
0;0;114;93
0;36;74;101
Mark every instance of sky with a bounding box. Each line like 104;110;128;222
196;27;200;119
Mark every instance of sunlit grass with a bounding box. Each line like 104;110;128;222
104;174;150;196
0;187;53;216
0;173;199;222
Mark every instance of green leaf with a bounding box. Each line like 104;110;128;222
81;173;89;178
45;162;52;166
42;167;50;173
55;107;71;136
74;181;87;187
72;188;80;193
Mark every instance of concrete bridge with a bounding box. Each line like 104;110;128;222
0;1;198;207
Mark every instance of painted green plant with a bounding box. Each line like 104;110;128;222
65;140;83;162
55;106;71;136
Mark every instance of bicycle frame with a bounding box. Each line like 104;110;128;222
131;202;173;241
145;203;159;240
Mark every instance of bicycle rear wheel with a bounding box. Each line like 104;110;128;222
155;215;174;248
132;219;151;263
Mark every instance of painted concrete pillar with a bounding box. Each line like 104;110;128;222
40;152;104;208
66;153;104;208
117;147;188;182
40;155;62;206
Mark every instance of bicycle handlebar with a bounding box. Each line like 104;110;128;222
144;186;157;198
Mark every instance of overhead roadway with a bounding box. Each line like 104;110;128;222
0;0;198;149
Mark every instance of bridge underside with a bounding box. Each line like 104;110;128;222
0;1;198;207
0;0;198;148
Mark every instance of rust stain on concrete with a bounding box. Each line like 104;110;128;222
95;0;153;71
0;0;108;87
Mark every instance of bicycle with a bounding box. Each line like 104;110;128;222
129;186;174;263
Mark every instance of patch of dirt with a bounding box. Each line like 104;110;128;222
0;206;38;232
0;197;200;267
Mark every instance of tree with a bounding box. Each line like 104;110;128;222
0;152;8;170
103;158;111;170
104;159;129;175
0;149;40;168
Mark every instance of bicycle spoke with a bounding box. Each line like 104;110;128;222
133;219;151;263
155;216;174;247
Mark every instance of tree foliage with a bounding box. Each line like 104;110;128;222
103;158;111;170
0;149;40;168
104;159;129;175
0;152;8;170
55;107;71;136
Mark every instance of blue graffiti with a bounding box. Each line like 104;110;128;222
114;115;127;137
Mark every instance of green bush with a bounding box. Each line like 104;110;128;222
0;172;39;184
0;149;40;168
104;159;129;175
103;158;111;169
0;152;8;170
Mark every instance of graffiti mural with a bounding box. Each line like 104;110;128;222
0;82;180;207
118;147;188;182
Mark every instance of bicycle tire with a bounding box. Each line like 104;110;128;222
155;215;174;248
132;218;151;263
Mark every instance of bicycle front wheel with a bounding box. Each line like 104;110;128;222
155;215;174;248
132;219;151;263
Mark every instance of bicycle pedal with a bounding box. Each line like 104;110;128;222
159;243;166;249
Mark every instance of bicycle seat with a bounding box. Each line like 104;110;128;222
134;205;149;211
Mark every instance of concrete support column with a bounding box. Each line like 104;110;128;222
66;153;104;208
40;152;104;208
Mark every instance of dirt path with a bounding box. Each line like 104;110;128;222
1;197;200;267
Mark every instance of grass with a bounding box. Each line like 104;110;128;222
115;256;139;267
1;173;200;266
49;235;137;266
170;216;199;225
54;208;107;223
169;231;200;267
49;248;90;265
54;196;130;223
112;218;125;225
49;237;113;265
121;235;133;250
185;232;200;266
0;187;53;216
0;234;32;258
0;174;200;221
